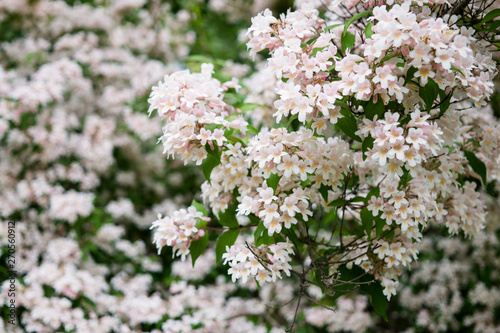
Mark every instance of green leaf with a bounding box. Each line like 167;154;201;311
360;208;373;237
362;135;374;161
43;285;56;298
329;198;346;207
201;154;220;183
341;31;356;54
254;220;266;244
378;53;397;64
488;20;500;33
191;200;207;216
486;180;499;198
285;114;299;129
266;173;282;194
348;174;360;188
404;66;418;85
399;115;411;126
437;89;452;118
332;264;377;301
344;10;372;34
365;22;374;38
300;178;312;187
319;184;330;202
479;8;500;26
337;108;361;142
218;209;239;229
450;65;464;76
365;186;380;204
360;281;388;321
255;278;261;291
418;78;439;111
254;220;274;246
227;135;245;145
216;229;239;262
351;196;365;203
334;100;350;109
238;103;266;112
224;91;245;105
323;23;343;31
206;143;221;162
190;232;209;267
374;215;385;237
464;150;487;185
364;99;385;120
398;167;412;190
247;124;259;134
204;124;220;132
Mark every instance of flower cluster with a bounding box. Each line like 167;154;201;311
365;2;496;106
239;128;352;233
222;241;294;283
360;110;443;168
247;5;345;127
444;181;486;236
148;64;248;165
357;110;448;241
151;206;209;260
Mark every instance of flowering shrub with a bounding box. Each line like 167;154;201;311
149;0;500;329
